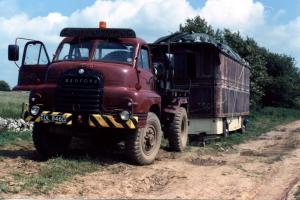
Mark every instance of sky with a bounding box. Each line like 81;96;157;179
0;0;300;87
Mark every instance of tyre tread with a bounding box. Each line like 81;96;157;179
167;107;188;152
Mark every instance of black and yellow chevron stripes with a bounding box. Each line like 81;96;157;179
24;111;72;125
24;110;138;129
89;114;138;129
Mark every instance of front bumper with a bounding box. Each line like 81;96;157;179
24;111;138;129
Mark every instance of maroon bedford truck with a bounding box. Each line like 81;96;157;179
8;23;249;165
8;24;190;165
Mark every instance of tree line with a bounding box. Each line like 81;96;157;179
180;16;300;109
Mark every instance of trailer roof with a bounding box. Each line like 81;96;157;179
60;28;136;38
152;32;249;66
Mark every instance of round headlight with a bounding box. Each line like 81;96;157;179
30;105;40;116
120;110;130;121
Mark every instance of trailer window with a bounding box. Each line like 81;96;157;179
172;52;196;80
195;48;215;78
93;41;134;64
56;41;92;61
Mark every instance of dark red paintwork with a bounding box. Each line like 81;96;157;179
17;37;161;127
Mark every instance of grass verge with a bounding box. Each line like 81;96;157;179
0;130;32;147
0;131;102;195
13;157;100;194
0;91;29;119
209;107;300;150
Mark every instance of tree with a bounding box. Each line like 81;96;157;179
0;80;10;91
179;16;215;36
263;53;300;107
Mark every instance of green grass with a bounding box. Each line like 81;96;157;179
209;107;300;149
14;157;100;194
0;130;32;146
0;91;29;119
0;181;9;194
0;130;102;195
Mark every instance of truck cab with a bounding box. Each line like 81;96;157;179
8;26;167;165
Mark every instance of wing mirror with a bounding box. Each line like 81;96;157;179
8;44;19;61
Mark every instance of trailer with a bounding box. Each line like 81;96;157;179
150;32;250;137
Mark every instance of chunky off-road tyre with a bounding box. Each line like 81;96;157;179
32;123;71;159
167;107;188;152
126;112;162;165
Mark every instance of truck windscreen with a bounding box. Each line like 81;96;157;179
93;41;135;64
56;40;92;61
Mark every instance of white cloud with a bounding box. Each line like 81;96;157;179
0;13;67;48
199;0;265;31
67;0;197;41
256;16;300;65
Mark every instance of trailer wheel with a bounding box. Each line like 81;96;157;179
167;107;188;152
223;120;229;137
239;125;246;134
32;123;71;159
126;112;162;165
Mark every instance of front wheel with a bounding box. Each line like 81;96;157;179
126;112;162;165
32;124;71;159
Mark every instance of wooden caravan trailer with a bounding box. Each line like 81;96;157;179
150;32;250;136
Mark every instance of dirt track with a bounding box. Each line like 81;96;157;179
2;120;300;199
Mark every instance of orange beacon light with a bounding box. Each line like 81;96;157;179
99;21;107;29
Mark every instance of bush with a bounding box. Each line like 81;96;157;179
0;80;10;91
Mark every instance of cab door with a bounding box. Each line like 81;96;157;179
10;41;50;90
137;46;155;91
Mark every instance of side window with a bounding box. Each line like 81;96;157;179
137;51;143;67
137;47;150;70
24;43;49;65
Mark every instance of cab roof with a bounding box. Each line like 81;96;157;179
60;28;136;39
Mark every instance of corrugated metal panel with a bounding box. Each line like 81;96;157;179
216;54;250;117
171;45;250;118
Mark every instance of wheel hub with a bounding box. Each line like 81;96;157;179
143;126;157;155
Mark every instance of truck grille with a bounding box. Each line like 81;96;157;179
55;68;103;113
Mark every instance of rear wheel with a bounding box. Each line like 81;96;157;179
126;112;162;165
166;107;188;152
32;123;71;159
